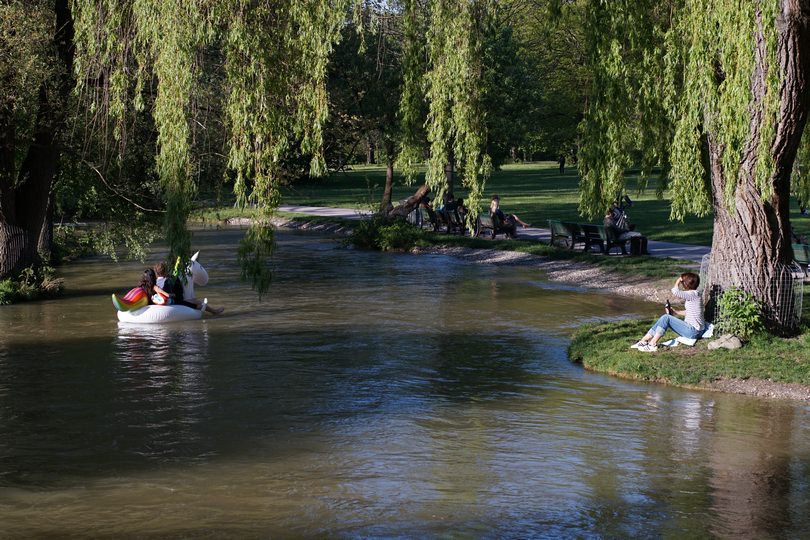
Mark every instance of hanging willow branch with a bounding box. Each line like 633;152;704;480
578;0;783;222
72;0;351;292
397;0;493;227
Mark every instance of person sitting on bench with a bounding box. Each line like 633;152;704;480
490;195;529;239
604;208;648;255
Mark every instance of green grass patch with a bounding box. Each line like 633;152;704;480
270;162;810;246
569;318;810;386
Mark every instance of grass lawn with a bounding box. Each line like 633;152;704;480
569;318;810;386
277;162;810;246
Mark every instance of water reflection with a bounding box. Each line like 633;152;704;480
1;229;810;537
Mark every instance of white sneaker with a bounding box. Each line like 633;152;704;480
630;341;646;349
638;344;658;352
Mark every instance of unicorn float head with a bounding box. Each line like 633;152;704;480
181;251;209;302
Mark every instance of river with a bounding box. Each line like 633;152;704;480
1;227;809;538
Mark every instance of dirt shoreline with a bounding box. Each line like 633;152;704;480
251;216;810;402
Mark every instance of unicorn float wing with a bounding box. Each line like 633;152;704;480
112;287;148;311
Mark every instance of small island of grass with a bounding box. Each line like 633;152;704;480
568;317;810;401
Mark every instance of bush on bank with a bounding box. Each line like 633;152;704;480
568;317;810;387
0;266;63;305
348;216;429;251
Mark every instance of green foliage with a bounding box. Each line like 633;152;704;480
716;286;765;341
502;0;587;161
0;266;63;305
236;224;275;300
0;2;57;153
325;8;404;170
349;216;427;251
396;0;428;183
578;0;675;220
578;0;783;221
396;0;492;226
72;0;352;270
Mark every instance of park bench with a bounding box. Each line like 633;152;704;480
475;214;514;239
407;207;439;231
437;207;465;235
793;243;810;276
549;220;589;250
549;219;629;254
586;223;628;255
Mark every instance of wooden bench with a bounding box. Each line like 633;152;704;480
549;219;628;254
588;224;628;255
475;214;515;239
549;219;589;250
548;219;572;248
437;208;465;235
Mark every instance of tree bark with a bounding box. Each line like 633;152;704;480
379;139;395;214
388;184;430;219
0;0;73;278
706;0;810;334
366;137;375;164
445;148;455;193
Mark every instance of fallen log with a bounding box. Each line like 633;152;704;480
386;184;430;219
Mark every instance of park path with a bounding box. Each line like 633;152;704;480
277;205;711;264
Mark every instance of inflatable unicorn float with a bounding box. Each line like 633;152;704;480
112;251;212;324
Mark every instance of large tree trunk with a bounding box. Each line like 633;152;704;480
0;1;73;279
379;139;395;214
366;137;375;165
707;0;810;334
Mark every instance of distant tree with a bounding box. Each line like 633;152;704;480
501;0;587;162
326;6;405;213
0;0;73;279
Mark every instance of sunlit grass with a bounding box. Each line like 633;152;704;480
569;317;810;386
274;162;810;246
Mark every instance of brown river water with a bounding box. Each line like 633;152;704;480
1;227;809;538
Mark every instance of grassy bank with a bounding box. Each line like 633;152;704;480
568;318;810;387
271;162;810;246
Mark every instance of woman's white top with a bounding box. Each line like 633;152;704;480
672;287;704;330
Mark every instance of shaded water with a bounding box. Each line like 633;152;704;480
2;228;810;538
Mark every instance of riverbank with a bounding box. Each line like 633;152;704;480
221;212;810;402
240;213;681;302
415;244;810;402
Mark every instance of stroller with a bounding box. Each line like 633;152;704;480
611;195;634;232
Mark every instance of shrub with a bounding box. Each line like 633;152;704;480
348;216;427;251
0;266;64;305
716;286;764;340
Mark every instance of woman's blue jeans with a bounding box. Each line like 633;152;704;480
647;314;702;339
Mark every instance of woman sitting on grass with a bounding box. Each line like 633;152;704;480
631;272;705;352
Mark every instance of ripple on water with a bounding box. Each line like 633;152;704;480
1;229;810;537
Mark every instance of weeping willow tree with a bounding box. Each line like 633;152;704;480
72;0;348;292
0;0;73;279
579;0;810;334
397;0;492;227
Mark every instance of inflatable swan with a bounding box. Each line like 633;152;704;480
113;252;210;324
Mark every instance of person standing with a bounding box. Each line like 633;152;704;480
558;154;566;174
